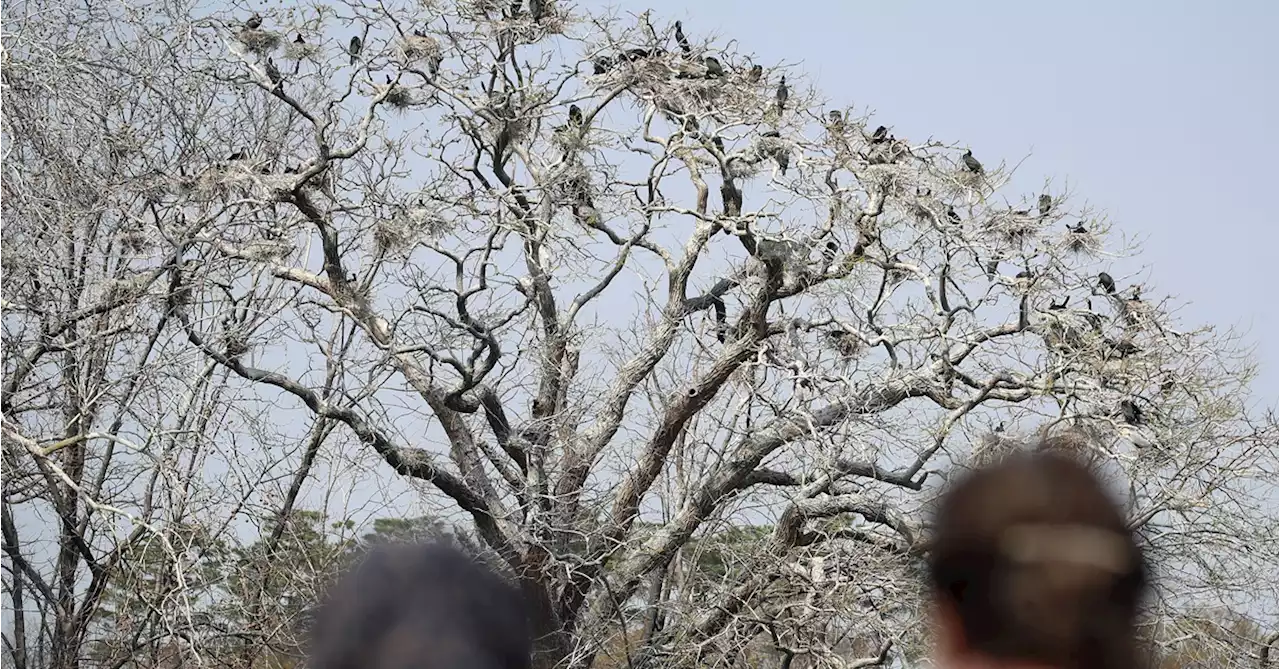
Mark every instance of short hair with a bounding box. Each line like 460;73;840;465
308;541;533;669
926;448;1149;669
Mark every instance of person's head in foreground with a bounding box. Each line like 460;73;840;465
308;541;533;669
926;446;1149;669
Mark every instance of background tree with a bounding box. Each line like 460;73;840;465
3;1;1275;669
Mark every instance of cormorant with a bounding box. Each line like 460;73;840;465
675;21;692;55
1038;193;1052;217
265;58;283;86
592;56;613;74
244;13;263;30
568;104;583;127
828;110;844;131
1097;272;1116;294
385;74;394;85
294;33;305;44
1067;222;1087;234
1048;296;1069;310
870;125;888;144
961;149;983;174
776;150;789;176
622;48;651;62
703;56;724;78
349;36;362;65
946;206;961;224
711;296;727;343
228;148;247;161
748;64;763;82
761;130;780;138
822;240;838;267
1120;399;1143;426
510;0;523;15
775;75;788;114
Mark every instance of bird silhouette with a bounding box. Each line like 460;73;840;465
1097;272;1116;294
748;64;763;82
1038;193;1052;217
294;33;305;44
870;125;888;144
822;240;838;267
946;206;961;224
775;75;788;115
961;149;983;174
265;58;283;86
592;56;613;74
568;104;583;127
828;110;844;132
703;56;724;78
227;148;247;161
1066;222;1087;234
1048;296;1069;310
244;13;263;30
1120;399;1144;426
413;28;427;37
348;36;362;65
675;21;692;55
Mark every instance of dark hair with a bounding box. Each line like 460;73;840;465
308;541;533;669
926;447;1148;669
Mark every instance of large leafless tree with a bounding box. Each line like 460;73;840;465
3;1;1276;668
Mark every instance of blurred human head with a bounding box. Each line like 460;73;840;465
926;444;1148;669
308;541;533;669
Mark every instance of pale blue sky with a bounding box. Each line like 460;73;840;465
599;0;1279;405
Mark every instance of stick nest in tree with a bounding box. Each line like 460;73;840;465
236;29;281;56
397;35;441;63
284;42;320;61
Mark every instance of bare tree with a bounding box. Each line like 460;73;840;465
3;1;1275;669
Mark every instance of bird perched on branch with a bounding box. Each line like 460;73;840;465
775;75;788;115
870;125;888;144
961;149;984;174
1038;193;1053;217
675;21;692;55
348;35;362;65
244;13;263;30
294;33;304;44
265;58;283;87
703;56;724;78
1097;272;1116;295
747;64;763;82
568;104;583;127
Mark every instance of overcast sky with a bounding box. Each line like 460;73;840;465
591;0;1279;406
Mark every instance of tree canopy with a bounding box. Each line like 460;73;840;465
2;1;1276;668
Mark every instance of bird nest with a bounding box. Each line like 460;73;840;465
381;83;414;109
397;35;441;63
284;41;320;61
983;212;1042;242
117;227;154;255
243;239;295;262
236;29;281;56
1060;228;1101;255
823;330;865;360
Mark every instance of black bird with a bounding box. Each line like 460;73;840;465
870;125;888;144
1015;269;1034;280
265;58;283;86
961;149;983;174
1160;372;1176;395
775;75;788;114
510;0;523;15
711;136;725;153
822;240;839;267
413;28;428;37
675;21;692;55
348;36;362;65
776;150;789;176
761;130;781;138
1106;337;1141;358
294;33;305;44
1038;193;1053;217
828;110;844;131
1048;296;1069;310
1120;399;1144;426
592;56;613;74
1097;271;1116;294
568;104;583;127
748;64;763;82
244;13;263;30
385;74;394;85
945;206;961;225
711;296;728;343
227;148;247;161
1067;221;1087;234
703;56;724;78
984;259;1000;280
621;48;651;62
